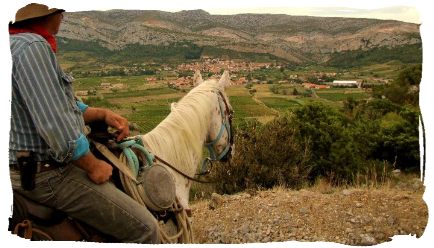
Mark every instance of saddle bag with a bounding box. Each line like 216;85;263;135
136;164;176;212
0;183;57;247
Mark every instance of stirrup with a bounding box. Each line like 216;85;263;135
13;220;53;241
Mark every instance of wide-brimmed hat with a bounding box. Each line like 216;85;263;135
2;1;90;24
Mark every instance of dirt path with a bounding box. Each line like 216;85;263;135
109;92;184;104
251;95;279;115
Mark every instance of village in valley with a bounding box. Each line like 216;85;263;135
90;58;384;91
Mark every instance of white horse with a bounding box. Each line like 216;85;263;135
137;70;233;210
98;70;233;242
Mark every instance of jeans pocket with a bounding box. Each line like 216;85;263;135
35;170;58;185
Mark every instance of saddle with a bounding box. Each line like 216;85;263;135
11;189;119;242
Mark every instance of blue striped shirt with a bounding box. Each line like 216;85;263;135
9;32;90;164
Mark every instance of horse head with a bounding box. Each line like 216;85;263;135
199;70;233;164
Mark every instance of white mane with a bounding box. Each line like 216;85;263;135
138;80;220;177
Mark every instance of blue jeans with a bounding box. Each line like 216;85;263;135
10;163;160;243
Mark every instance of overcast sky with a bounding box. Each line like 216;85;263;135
1;1;433;24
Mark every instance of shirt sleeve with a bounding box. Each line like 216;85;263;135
76;101;89;113
72;134;90;160
13;40;88;163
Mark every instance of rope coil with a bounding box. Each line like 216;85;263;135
117;138;194;244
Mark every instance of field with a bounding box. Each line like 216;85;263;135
68;59;416;134
74;74;373;134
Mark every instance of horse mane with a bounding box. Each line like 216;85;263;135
138;80;220;174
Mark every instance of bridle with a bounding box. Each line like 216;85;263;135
199;90;234;175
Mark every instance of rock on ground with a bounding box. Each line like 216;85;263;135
190;187;428;245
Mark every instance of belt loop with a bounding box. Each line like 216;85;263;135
37;162;52;173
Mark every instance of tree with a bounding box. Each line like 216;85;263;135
354;99;420;171
377;64;421;106
293;103;354;182
395;64;422;86
246;73;252;81
343;95;357;113
377;107;420;171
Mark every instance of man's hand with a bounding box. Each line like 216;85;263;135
87;159;113;184
73;152;113;184
83;107;130;142
104;111;130;142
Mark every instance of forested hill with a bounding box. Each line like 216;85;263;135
57;9;422;65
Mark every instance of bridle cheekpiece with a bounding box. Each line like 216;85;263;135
199;90;233;175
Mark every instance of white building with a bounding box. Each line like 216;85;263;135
332;80;359;88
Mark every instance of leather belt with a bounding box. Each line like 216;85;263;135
9;160;66;174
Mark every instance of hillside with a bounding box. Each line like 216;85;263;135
57;9;421;65
190;180;427;245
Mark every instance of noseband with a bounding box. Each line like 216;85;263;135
200;90;233;174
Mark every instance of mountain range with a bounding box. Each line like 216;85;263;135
57;9;422;65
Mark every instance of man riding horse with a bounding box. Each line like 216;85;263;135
9;3;160;243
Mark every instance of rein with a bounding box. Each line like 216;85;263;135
154;154;218;184
95;137;216;184
120;137;221;184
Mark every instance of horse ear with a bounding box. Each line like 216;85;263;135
218;70;230;90
170;102;178;111
193;70;203;87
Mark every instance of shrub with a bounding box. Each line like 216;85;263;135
213;114;312;194
211;99;420;194
292;102;364;183
354;100;421;171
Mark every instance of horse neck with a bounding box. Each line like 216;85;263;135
139;89;217;176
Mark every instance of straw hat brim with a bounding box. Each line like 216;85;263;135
2;1;90;24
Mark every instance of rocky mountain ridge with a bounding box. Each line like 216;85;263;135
58;9;421;63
